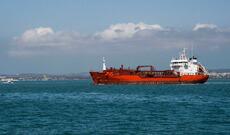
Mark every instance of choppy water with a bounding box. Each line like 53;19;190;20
0;79;230;134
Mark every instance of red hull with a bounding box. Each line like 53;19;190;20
90;70;209;85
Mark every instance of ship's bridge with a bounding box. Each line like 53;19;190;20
170;48;189;72
171;59;188;64
170;59;188;69
170;59;189;72
169;48;205;75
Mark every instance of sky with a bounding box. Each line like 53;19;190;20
0;0;230;74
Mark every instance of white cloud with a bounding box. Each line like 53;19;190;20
192;23;217;31
14;27;84;48
20;27;54;42
11;27;88;56
95;22;164;40
10;23;230;57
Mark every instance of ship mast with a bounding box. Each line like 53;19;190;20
180;48;187;60
102;57;106;71
191;44;194;57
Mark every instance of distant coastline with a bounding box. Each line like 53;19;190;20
1;69;230;81
208;69;230;79
0;73;90;81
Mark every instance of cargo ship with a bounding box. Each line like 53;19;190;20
90;49;209;84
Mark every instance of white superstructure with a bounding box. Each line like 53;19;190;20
170;48;208;76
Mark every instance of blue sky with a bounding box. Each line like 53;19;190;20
0;0;230;73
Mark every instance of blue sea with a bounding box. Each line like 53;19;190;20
0;79;230;134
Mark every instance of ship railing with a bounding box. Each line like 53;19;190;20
180;72;208;76
136;65;155;71
138;70;179;77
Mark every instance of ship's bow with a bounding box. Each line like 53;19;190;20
90;71;107;84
